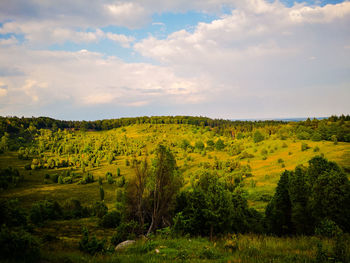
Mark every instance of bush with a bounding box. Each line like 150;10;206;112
215;139;225;150
0;199;27;227
301;143;310;151
111;220;138;245
315;219;343;237
0;225;41;262
0;167;23;189
253;130;264;143
92;201;108;218
62;176;72;184
313;146;320;152
79;227;105;255
50;173;58;183
63;199;89;219
107;174;115;184
80;173;94;184
99;210;121;228
29;200;62;225
116;176;126;187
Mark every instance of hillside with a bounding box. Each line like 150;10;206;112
0;119;349;262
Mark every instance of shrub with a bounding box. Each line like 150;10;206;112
238;151;254;159
99;210;121;228
313;146;320;152
0;225;41;262
0;167;23;189
58;175;63;184
62;176;72;184
92;201;108;218
63;199;89;219
117;167;121;177
253;130;264;143
315;219;343;237
111;220;138;245
79;227;105;255
80;173;94;184
116;176;126;187
29;200;62;225
0;199;27;227
301;143;310;151
215;139;225;150
261;148;268;156
107;174;115;184
50;173;58;183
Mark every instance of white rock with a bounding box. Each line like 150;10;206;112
115;240;136;251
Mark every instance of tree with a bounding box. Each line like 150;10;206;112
99;186;105;201
130;157;149;231
265;171;293;235
253;130;264;143
147;144;182;235
215;139;225;150
308;157;350;232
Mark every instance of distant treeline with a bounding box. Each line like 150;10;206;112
0;115;284;132
0;114;349;142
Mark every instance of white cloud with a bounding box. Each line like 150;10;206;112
0;36;18;46
0;46;207;116
106;33;135;48
0;0;349;118
0;87;7;97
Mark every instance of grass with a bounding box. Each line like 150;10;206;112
39;233;345;263
1;124;349;212
1;124;349;262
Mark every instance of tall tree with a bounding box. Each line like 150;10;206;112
147;144;181;235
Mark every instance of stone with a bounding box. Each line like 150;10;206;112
115;240;136;251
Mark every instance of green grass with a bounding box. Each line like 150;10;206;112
39;233;345;263
1;124;349;212
1;124;350;262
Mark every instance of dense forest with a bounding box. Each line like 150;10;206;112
0;115;349;262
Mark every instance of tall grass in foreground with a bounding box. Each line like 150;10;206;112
41;234;349;263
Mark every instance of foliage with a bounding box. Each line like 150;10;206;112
29;200;62;225
0;225;41;262
0;199;27;227
92;201;108;218
147;144;182;234
174;171;263;237
99;210;122;228
62;198;90;219
253;130;264;143
266;156;350;236
79;227;105;255
111;220;138;245
0;166;23;189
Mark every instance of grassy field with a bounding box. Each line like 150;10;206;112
1;124;349;211
1;123;349;262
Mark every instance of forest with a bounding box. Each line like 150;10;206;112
0;115;349;262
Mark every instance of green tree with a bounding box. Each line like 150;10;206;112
100;186;105;201
265;171;293;235
253;130;264;143
147;144;182;235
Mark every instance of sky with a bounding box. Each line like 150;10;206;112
0;0;349;120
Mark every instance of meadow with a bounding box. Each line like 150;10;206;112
0;117;349;262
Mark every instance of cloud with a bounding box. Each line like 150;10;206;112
0;45;207;117
0;0;349;119
106;33;135;48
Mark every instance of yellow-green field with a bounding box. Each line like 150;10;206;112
1;124;349;213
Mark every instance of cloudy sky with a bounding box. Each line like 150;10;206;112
0;0;349;120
